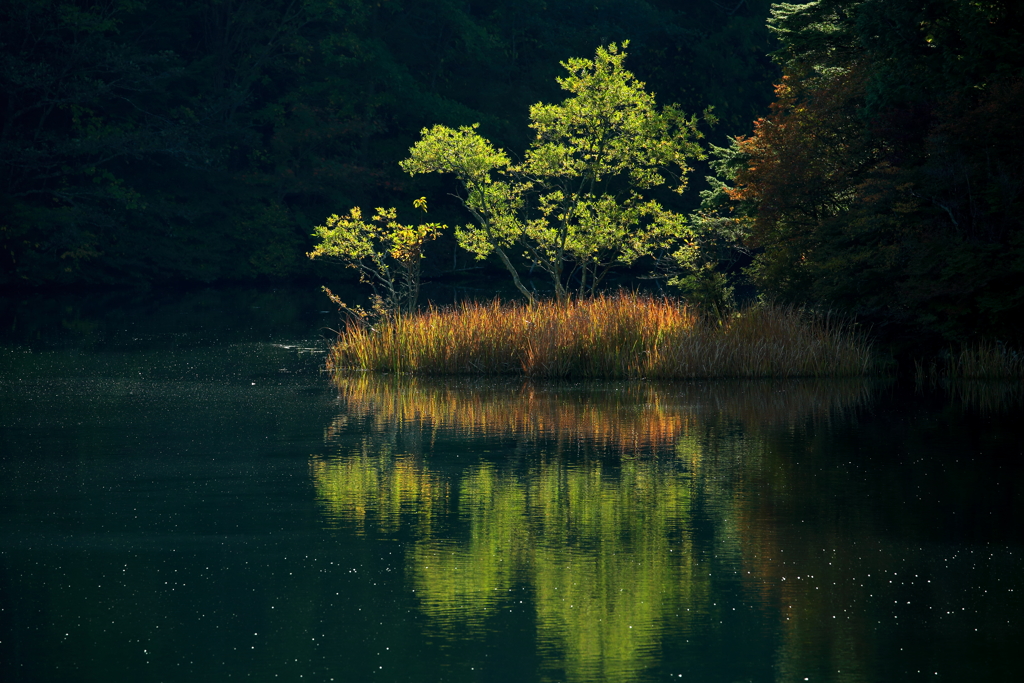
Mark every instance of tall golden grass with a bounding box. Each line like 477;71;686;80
326;293;874;379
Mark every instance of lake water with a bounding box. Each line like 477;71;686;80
1;286;1022;682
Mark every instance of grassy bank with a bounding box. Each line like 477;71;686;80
326;293;874;379
915;342;1024;380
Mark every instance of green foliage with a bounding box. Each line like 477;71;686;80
662;232;738;317
403;43;708;302
659;140;753;315
309;200;443;317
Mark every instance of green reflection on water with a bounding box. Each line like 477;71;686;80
311;375;876;681
315;449;706;681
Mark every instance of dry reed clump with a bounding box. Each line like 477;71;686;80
326;293;874;379
914;342;1024;383
945;342;1024;379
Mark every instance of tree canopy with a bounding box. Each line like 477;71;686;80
402;43;708;303
308;199;442;316
722;0;1024;346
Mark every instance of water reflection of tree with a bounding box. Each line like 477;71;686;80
313;451;705;681
311;375;879;681
724;384;1024;683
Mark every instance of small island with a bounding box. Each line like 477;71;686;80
308;43;1019;381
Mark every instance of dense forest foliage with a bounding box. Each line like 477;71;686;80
718;0;1024;346
4;0;1021;348
1;0;776;287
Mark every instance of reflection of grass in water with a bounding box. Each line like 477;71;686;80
912;377;1024;414
311;452;707;682
325;374;877;455
313;377;880;681
912;342;1024;411
327;294;875;378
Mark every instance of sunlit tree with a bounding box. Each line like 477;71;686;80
402;43;710;303
308;199;443;317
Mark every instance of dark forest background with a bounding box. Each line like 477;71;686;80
0;0;777;284
2;0;1021;348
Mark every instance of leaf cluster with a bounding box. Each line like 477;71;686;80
403;43;710;303
309;202;443;317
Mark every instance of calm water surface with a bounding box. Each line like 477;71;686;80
1;287;1022;682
